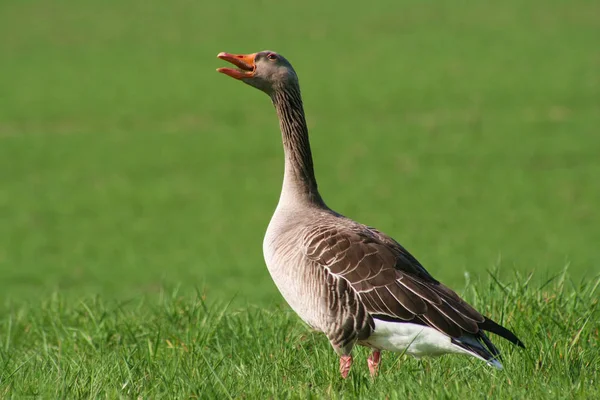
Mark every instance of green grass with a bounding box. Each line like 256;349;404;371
0;0;599;397
1;271;598;398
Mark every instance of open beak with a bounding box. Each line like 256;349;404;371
217;52;256;80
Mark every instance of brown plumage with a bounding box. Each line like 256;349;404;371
217;50;524;378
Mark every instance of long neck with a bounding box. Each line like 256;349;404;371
271;85;325;207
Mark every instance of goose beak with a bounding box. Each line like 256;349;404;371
217;52;257;80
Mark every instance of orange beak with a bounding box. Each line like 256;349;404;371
216;52;257;80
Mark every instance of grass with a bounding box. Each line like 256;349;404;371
0;0;599;397
1;271;598;398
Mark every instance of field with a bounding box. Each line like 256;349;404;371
1;0;599;398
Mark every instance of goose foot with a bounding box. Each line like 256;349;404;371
367;351;381;377
339;355;353;378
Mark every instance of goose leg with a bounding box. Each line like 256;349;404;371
339;355;353;378
367;351;381;377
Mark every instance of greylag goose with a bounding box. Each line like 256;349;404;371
216;50;524;378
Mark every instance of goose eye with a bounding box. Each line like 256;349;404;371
267;53;277;61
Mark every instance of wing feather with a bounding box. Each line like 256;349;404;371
397;274;442;305
387;282;427;314
301;220;523;350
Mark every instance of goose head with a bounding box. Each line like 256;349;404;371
217;50;298;96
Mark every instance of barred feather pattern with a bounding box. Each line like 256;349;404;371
264;213;374;355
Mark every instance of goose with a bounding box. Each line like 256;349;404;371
216;50;524;378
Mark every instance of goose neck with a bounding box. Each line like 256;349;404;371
271;87;325;207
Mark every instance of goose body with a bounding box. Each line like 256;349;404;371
263;205;507;370
218;50;523;377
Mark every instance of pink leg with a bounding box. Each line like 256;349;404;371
339;355;353;378
367;351;381;377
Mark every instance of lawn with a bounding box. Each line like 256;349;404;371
0;0;599;397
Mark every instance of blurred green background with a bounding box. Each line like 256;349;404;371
0;0;598;304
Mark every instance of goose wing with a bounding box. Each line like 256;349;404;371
302;222;524;347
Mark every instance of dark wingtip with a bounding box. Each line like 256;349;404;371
480;318;525;348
